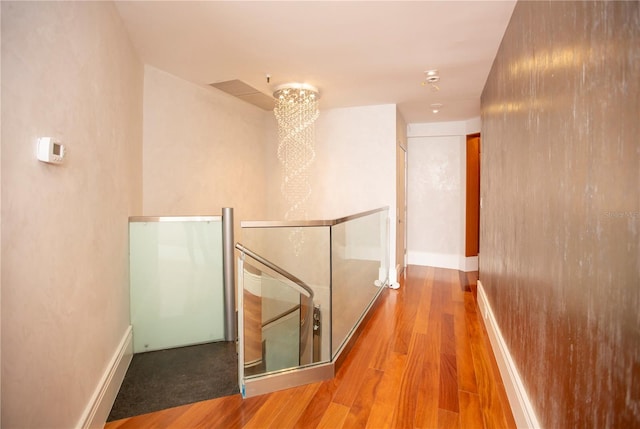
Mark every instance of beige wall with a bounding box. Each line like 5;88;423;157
1;2;143;428
142;65;268;224
481;1;639;427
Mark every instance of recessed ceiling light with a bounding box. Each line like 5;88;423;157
424;69;440;83
431;103;443;113
422;69;441;90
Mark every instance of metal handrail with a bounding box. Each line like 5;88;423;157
235;243;314;299
262;304;301;329
129;215;221;222
237;242;315;366
240;206;389;229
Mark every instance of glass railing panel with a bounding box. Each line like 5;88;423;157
331;209;389;357
129;218;224;353
261;270;303;372
239;256;313;378
240;225;331;362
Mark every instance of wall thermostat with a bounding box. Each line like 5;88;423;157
37;137;65;164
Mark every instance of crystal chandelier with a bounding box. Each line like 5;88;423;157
273;83;320;254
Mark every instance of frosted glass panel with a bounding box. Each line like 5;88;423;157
130;219;224;353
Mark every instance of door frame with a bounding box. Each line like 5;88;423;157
396;141;407;275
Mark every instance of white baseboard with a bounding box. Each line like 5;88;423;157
407;251;478;272
79;326;133;429
460;255;478;272
407;251;459;270
476;281;541;429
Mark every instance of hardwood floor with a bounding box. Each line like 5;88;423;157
105;266;516;429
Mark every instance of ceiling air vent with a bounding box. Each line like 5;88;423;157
209;79;274;111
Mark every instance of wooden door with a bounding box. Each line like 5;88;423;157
465;134;481;257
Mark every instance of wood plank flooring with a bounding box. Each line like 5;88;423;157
105;266;516;429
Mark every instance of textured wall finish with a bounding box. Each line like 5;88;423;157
1;2;143;427
407;135;463;259
142;65;268;234
481;1;639;427
309;104;396;221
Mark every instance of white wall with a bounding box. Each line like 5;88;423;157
142;65;268;223
406;119;480;271
264;103;398;280
312;104;397;221
265;104;397;219
1;2;143;428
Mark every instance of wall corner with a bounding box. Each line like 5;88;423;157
79;326;133;429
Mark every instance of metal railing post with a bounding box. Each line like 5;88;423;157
222;207;236;342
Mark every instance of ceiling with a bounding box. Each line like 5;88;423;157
114;1;516;124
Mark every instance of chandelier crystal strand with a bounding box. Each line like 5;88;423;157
273;84;320;255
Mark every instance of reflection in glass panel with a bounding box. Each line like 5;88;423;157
241;259;315;377
241;226;331;361
240;226;330;294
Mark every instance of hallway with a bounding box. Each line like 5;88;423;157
105;265;515;428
